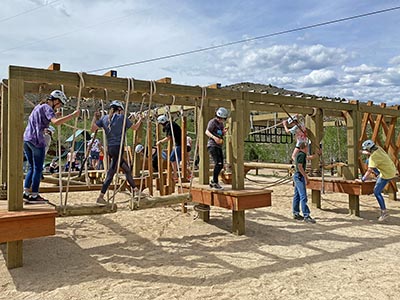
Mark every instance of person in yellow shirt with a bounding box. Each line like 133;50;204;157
360;140;397;221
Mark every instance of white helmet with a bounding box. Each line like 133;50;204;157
157;115;168;124
216;107;229;119
48;125;56;134
287;115;298;125
362;139;375;151
49;90;67;105
135;144;144;153
109;100;124;110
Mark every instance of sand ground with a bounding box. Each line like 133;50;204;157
1;172;400;300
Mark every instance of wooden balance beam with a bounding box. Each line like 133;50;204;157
307;177;376;216
0;207;57;268
130;193;191;210
181;183;272;235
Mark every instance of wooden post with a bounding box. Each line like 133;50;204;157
0;82;8;187
7;73;25;268
307;108;324;207
230;94;248;190
232;210;245;235
345;104;361;216
47;63;61;71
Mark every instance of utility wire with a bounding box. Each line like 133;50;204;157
87;5;400;73
0;0;60;24
0;9;139;55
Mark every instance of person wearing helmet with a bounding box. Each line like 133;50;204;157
91;101;142;205
156;115;182;181
23;90;80;204
292;141;321;223
135;143;166;172
360;139;397;221
87;132;102;170
283;114;308;162
205;107;229;190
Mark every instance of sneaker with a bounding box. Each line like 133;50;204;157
209;180;224;190
378;212;389;222
96;197;108;206
293;214;304;220
23;192;30;200
304;216;316;224
25;194;48;204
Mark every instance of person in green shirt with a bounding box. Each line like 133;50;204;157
292;141;321;223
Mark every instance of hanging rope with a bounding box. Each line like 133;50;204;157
64;72;85;209
111;77;134;209
165;96;184;193
137;80;155;205
188;87;206;193
57;85;65;206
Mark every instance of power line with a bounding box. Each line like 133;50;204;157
87;5;400;73
0;0;60;24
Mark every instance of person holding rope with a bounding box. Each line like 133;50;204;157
292;141;321;223
205;107;229;190
156;115;182;182
92;100;142;205
23;90;80;204
283;114;308;162
359;139;396;222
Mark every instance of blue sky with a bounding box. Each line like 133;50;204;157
1;0;400;104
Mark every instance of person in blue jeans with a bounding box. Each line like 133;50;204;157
292;141;321;223
23;90;80;204
360;139;396;221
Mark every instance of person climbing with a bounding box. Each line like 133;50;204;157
205;107;229;190
359;139;397;221
91;100;142;205
23;90;80;204
283;114;308;162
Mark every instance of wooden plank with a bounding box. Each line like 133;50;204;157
0;209;57;243
307;178;374;195
55;203;117;217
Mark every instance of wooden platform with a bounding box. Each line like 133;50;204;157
182;183;272;235
0;206;57;243
306;176;377;216
307;177;375;195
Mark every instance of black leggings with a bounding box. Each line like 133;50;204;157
101;145;136;194
208;146;223;183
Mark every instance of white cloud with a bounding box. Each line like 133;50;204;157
342;64;382;74
300;70;338;87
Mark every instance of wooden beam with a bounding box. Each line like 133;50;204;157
131;193;191;210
